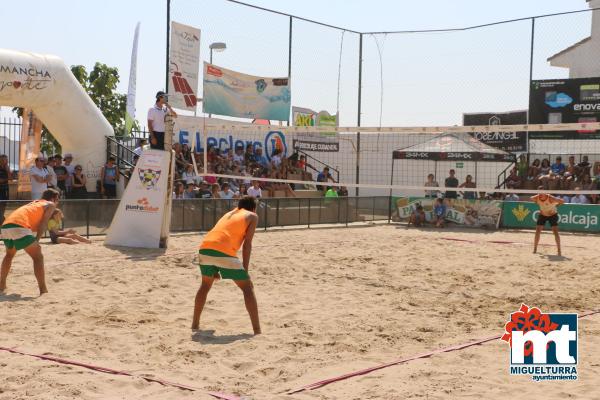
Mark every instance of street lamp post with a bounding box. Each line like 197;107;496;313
208;42;226;118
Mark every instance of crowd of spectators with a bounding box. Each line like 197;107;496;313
129;139;347;200
505;155;600;204
29;153;88;200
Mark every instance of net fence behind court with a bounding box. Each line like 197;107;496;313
173;122;600;200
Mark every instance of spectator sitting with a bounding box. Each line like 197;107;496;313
325;186;339;199
173;143;187;174
506;168;521;189
247;180;262;198
236;183;248;198
433;198;446;228
47;209;91;245
220;183;235;199
578;155;591;179
539;158;551;176
271;149;283;168
233;146;245;165
255;148;269;168
133;138;147;157
528;159;541;181
338;186;349;197
244;144;256;164
211;183;221;199
560;193;572;203
70;165;88;199
581;174;596;203
30;156;51;200
505;193;520;202
173;181;185;199
550;156;565;175
184;183;197;199
407;204;426;228
317;167;335;191
197;182;212;198
424;173;439;198
444;169;459;199
459;174;477;200
182;163;199;185
204;166;217;185
570;187;589;204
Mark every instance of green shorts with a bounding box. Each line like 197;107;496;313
198;248;249;280
1;223;37;250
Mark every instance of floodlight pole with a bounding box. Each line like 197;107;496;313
288;16;293;126
165;0;171;93
356;33;363;197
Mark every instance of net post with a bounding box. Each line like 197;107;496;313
287;16;293;126
355;33;363;197
165;0;171;93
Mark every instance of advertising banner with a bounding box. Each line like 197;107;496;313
105;150;172;248
502;201;600;232
174;116;288;161
169;21;201;111
529;77;600;139
393;197;502;228
17;109;42;194
292;106;339;152
463;111;527;152
203;63;290;121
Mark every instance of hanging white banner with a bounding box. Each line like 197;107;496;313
168;21;201;111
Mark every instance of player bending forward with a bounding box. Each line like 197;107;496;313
0;189;59;295
192;196;261;334
531;191;565;256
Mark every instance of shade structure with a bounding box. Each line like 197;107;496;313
392;132;516;162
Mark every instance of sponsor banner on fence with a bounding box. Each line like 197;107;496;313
292;106;339;152
463;111;527;152
393;197;502;228
17;109;42;193
169;21;201;111
174;116;288;161
203;63;291;121
529;77;600;139
105;149;172;248
502;201;600;232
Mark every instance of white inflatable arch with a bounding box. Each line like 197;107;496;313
0;48;113;192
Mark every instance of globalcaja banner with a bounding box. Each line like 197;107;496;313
174;116;288;161
292;106;339;152
393;197;502;228
502;201;600;232
463;111;527;152
529;77;600;139
203;63;291;121
168;21;201;111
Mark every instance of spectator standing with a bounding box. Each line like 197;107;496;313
30;156;50;200
0;155;11;224
100;157;119;199
424;173;439;198
63;153;75;196
459;174;477;200
70;165;88;199
247;181;262;198
53;154;68;194
147;91;177;150
444;169;459;199
45;156;58;190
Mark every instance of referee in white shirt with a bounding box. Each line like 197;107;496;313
147;91;177;150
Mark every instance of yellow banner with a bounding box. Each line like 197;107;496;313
18;109;42;194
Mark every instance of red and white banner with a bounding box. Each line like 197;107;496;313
168;21;200;111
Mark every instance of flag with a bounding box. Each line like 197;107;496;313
125;22;140;135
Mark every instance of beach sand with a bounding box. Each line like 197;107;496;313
1;225;599;399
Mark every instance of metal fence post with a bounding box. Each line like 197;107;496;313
86;200;90;238
307;198;311;228
264;199;268;231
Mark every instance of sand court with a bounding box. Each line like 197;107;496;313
1;225;599;399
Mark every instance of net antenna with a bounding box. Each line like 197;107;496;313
371;33;387;151
336;30;346;117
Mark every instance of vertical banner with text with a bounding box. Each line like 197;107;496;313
169;21;201;111
17;109;42;193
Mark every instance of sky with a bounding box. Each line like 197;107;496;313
0;0;594;127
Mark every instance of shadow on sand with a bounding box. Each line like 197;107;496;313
0;292;36;302
191;329;253;345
